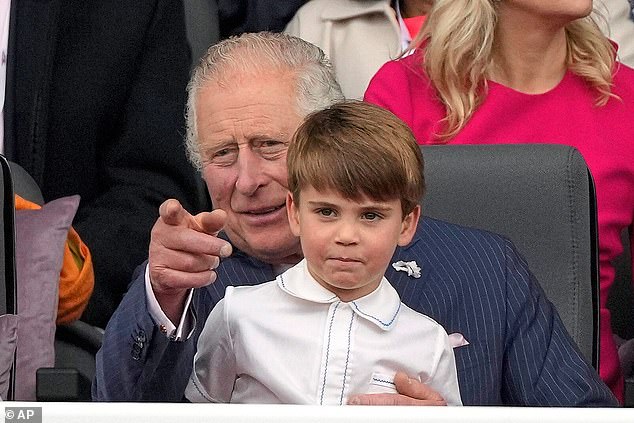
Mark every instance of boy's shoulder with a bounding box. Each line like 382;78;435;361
396;300;449;336
226;279;280;302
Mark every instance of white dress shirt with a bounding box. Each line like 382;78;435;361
185;259;462;405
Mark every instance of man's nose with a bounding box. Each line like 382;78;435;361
234;150;265;195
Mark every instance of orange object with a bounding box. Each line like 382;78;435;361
14;194;94;324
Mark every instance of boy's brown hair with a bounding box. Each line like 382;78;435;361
287;100;425;217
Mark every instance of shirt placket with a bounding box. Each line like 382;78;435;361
317;301;356;405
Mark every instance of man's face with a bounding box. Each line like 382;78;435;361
196;72;305;264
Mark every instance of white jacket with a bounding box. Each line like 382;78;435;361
285;0;402;99
601;0;634;67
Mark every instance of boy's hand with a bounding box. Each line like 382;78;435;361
348;372;447;406
148;199;233;323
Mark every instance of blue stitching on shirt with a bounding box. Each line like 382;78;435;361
339;312;355;405
371;377;396;386
320;302;340;404
350;301;401;327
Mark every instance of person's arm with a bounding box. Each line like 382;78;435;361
630;225;633;294
348;327;458;406
92;269;192;401
149;200;231;323
185;296;236;403
350;237;618;406
75;0;204;328
499;240;618;406
422;329;462;406
348;371;446;406
93;200;232;401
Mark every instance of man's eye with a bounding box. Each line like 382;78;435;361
256;140;287;158
207;147;238;165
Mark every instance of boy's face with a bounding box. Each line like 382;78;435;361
286;186;420;302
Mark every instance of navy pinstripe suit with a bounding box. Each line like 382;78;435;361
93;217;617;405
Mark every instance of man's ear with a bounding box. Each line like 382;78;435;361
286;192;301;237
397;205;421;246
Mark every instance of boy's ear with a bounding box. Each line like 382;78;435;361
397;205;421;246
286;192;301;237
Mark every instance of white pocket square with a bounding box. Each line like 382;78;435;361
448;333;470;348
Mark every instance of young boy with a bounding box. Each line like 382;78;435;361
185;101;462;405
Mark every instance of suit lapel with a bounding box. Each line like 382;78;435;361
9;0;61;186
387;232;432;306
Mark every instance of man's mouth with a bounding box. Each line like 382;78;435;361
244;204;285;215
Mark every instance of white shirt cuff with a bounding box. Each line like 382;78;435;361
144;263;195;341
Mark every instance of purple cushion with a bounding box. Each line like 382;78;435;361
0;313;18;400
14;195;80;400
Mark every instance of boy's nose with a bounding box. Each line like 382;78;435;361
335;221;360;245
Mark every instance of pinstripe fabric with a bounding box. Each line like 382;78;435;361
93;217;617;405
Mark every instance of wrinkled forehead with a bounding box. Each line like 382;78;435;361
195;76;304;145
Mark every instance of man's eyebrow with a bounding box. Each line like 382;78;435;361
248;133;286;142
201;139;237;151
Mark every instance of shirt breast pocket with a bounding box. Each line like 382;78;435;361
367;372;398;394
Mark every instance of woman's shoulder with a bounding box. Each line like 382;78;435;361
378;49;427;79
612;61;634;98
366;50;430;98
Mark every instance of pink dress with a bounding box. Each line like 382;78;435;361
365;50;634;402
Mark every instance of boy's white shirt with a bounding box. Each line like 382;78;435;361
145;263;293;340
185;259;462;405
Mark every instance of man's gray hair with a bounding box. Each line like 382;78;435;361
186;32;344;170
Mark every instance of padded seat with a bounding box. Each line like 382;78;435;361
421;144;599;368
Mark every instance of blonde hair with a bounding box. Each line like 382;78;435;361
410;0;616;140
288;101;425;217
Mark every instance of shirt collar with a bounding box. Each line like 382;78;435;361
277;259;402;331
394;0;412;50
320;0;391;21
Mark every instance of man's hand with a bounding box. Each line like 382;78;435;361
148;199;233;323
348;372;447;406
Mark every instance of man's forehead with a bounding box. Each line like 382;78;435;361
198;74;297;110
197;104;296;147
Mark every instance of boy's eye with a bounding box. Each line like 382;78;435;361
317;208;335;217
362;212;381;221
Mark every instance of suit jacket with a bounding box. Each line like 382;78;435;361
285;0;402;99
93;217;617;405
5;0;206;327
217;0;308;38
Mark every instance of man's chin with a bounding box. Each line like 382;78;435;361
231;232;301;264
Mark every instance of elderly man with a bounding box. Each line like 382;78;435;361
93;32;616;405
